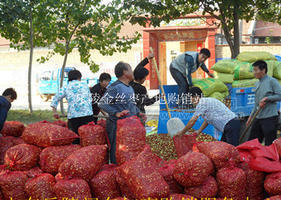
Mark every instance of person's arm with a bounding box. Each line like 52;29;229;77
139;86;159;106
200;63;214;78
266;79;281;102
50;86;67;119
0;106;7;132
177;115;199;135
197;121;209;133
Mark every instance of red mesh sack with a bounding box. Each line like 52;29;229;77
116;116;146;165
52;120;67;127
239;162;264;200
274;137;281;158
197;141;240;169
118;148;170;198
159;159;183;194
111;198;128;200
216;167;247;200
90;164;121;200
169;193;194;200
267;196;281;200
173;152;214;187
59;145;107;181
0;170;28;200
1;121;25;137
54;179;92;200
97;119;106;128
79;122;107;147
7;136;25;146
184;176;218;198
173;134;196;158
22;122;79;147
25;173;56;199
24;167;43;179
40;145;81;174
264;172;281;196
0;137;15;164
55;173;64;182
115;167;135;199
4;144;41;171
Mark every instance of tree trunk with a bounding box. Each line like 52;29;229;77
233;3;240;58
221;22;235;59
59;41;70;116
28;4;33;113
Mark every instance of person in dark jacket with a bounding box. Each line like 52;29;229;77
130;52;160;113
90;73;111;123
0;88;17;131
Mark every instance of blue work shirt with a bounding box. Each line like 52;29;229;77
51;80;93;119
98;80;140;121
0;96;11;131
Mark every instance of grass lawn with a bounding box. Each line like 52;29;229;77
7;109;67;125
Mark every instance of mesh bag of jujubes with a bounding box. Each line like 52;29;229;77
197;141;240;169
274;137;281;158
39;120;67;128
158;159;183;194
22;122;79;147
59;145;107;181
39;145;81;175
25;173;56;199
115;167;135;199
4;144;41;171
239;162;265;200
116;116;146;165
97;119;107;129
78;122;107;147
0;121;25;137
0;170;28;200
169;193;194;200
0;137;17;165
264;172;281;196
54;178;92;200
117;146;170;199
24;167;43;178
90;164;121;200
266;195;281;200
216;167;247;200
184;176;218;199
173;152;214;187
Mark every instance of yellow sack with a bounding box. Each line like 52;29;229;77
273;61;281;80
233;62;254;80
211;59;237;74
193;78;228;97
232;79;258;88
237;51;277;63
209;91;229;102
215;72;234;84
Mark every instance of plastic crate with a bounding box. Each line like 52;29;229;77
230;87;256;117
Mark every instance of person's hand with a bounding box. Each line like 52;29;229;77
246;116;252;127
139;113;147;122
175;130;184;136
116;110;129;118
259;97;268;108
208;72;214;78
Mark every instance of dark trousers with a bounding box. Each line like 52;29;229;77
221;118;241;146
106;119;117;164
248;116;278;145
170;65;189;105
68;115;95;144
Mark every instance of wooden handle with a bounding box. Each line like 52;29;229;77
239;106;262;143
150;47;171;119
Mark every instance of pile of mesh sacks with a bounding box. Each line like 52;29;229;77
212;51;281;88
0;116;281;199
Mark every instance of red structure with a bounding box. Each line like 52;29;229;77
143;14;217;89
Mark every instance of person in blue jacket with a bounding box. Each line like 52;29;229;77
0;88;17;131
169;48;214;107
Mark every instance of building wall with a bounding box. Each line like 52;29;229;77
216;44;281;59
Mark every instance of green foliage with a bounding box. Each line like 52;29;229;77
36;0;141;72
257;0;281;25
